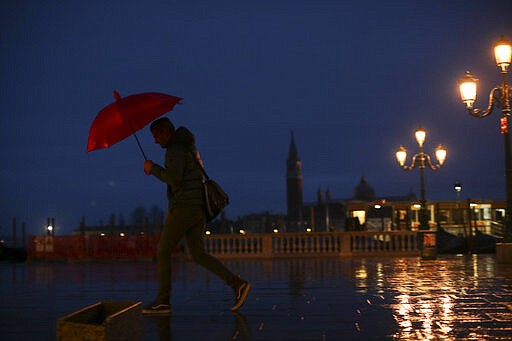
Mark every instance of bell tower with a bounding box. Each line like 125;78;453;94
286;131;303;230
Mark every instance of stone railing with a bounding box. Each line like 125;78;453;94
204;231;420;258
28;231;420;260
343;231;419;256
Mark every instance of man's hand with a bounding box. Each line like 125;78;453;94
144;160;155;175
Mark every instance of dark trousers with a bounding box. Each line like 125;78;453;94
156;207;239;303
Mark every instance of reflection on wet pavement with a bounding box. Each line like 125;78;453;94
353;255;512;340
1;255;511;340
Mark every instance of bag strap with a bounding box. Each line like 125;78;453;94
190;151;210;181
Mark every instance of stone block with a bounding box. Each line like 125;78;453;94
56;301;142;341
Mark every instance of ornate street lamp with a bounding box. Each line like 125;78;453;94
395;127;447;230
458;35;512;241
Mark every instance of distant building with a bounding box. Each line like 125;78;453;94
285;130;420;232
231;212;286;234
286;131;303;231
302;187;343;232
353;176;376;201
302;177;396;232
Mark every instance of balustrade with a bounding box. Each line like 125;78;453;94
28;231;420;260
205;231;419;258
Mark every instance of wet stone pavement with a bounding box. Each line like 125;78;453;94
1;254;512;340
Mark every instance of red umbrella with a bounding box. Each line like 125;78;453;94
87;90;182;159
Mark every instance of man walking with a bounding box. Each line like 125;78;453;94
142;117;251;314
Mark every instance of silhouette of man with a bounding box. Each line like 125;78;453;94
142;117;250;314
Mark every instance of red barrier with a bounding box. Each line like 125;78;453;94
27;235;178;260
28;236;87;260
87;235;158;259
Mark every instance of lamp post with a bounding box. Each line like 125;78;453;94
374;203;384;231
454;181;462;223
458;35;512;243
395;127;447;231
46;217;55;237
453;182;466;238
454;182;462;200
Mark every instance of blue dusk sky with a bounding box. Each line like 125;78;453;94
1;0;511;235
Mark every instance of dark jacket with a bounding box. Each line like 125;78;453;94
150;127;204;211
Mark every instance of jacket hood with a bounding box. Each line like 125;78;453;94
172;126;195;146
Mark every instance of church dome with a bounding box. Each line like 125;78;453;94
353;176;376;201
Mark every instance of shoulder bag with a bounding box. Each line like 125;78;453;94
191;152;229;222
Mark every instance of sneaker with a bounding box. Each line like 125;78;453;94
142;301;171;315
231;281;251;312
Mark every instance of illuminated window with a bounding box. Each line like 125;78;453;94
352;210;366;225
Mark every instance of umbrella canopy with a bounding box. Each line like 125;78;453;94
87;90;182;157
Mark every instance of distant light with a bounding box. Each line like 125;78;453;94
454;182;462;193
412;204;421;209
205;230;211;235
140;231;145;235
273;228;279;233
119;232;125;237
374;204;382;209
47;225;53;232
306;227;312;233
470;203;478;208
100;233;106;237
239;229;246;235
